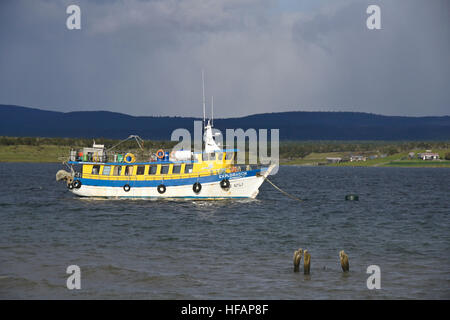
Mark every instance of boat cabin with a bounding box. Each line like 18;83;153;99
68;149;242;181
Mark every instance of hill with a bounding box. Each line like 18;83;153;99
1;104;449;140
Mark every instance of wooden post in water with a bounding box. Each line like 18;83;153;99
339;250;349;272
303;250;311;275
293;248;303;272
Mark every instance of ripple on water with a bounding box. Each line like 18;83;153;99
0;164;449;299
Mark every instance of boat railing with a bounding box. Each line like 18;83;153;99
68;149;188;164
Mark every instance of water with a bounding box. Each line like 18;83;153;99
0;163;449;299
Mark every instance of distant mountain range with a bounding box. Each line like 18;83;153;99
1;104;449;140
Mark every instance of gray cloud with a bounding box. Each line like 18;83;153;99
0;0;448;117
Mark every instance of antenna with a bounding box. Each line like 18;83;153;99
202;69;206;128
211;95;214;126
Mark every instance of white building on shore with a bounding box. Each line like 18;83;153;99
418;151;439;160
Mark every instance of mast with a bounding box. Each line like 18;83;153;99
211;95;214;126
202;69;206;129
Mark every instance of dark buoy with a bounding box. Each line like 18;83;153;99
293;248;303;272
303;250;311;275
339;250;349;272
345;194;359;201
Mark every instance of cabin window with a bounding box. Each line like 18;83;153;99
102;166;111;176
184;164;193;173
225;152;234;160
136;165;145;175
204;153;211;160
125;166;134;176
203;152;216;161
172;165;181;174
113;166;122;176
148;165;157;175
217;152;224;161
160;165;169;175
92;165;100;175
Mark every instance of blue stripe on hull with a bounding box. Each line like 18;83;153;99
77;169;261;188
76;195;249;199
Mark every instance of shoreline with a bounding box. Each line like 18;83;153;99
1;144;449;168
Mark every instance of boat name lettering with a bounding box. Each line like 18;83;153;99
219;172;248;179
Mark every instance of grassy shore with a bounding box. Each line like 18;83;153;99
1;142;449;167
282;149;450;167
0;145;70;162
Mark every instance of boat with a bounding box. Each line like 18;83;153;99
56;77;276;199
56;121;275;199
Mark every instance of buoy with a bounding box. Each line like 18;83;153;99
293;248;303;272
124;153;136;163
156;149;165;159
303;250;311;275
345;194;359;201
339;250;349;272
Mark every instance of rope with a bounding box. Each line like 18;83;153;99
106;135;144;151
264;176;303;202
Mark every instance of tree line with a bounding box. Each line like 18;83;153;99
1;136;449;159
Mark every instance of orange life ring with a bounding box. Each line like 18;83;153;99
156;149;165;159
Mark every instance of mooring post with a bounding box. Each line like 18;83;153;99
303;250;311;275
293;248;303;272
339;250;349;272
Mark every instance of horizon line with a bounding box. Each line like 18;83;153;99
1;103;449;119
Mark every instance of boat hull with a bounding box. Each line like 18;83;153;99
70;165;275;199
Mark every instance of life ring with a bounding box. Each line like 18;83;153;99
193;182;202;194
157;184;166;194
124;153;136;163
220;179;230;189
156;149;165;159
123;184;131;192
73;180;82;189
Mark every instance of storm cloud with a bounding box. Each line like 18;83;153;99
0;0;448;117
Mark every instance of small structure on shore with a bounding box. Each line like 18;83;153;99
350;155;367;162
326;157;342;163
418;150;439;160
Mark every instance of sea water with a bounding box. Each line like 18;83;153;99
0;163;449;299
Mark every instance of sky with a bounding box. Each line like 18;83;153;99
0;0;449;118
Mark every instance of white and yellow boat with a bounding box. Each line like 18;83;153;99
57;121;276;199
